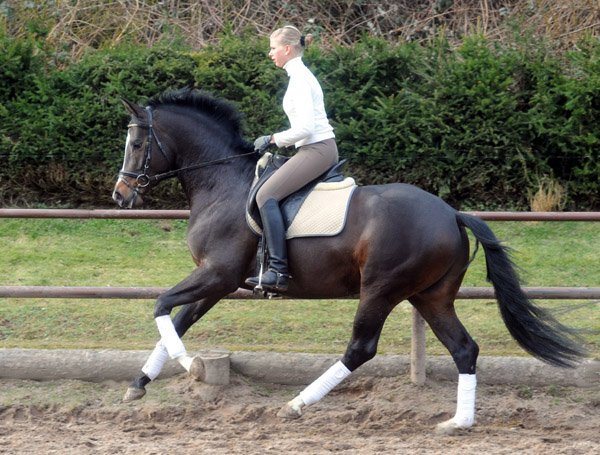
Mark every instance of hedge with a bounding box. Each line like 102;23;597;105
1;29;599;209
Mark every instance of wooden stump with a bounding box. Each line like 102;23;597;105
194;349;231;385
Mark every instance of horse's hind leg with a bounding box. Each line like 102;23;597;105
123;298;218;403
278;294;396;419
409;291;479;434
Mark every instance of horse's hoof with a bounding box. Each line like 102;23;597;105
277;403;302;420
434;418;470;435
189;356;206;382
122;387;146;403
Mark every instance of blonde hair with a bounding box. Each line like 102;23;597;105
270;25;313;56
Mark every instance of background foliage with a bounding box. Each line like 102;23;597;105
1;1;600;209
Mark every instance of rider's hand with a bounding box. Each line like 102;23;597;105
254;135;274;155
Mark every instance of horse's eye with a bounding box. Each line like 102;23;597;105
132;140;143;149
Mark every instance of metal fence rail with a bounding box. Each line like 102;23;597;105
2;209;597;301
1;286;600;300
2;209;600;221
2;209;598;385
0;209;190;219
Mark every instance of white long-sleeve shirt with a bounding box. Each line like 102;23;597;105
272;57;335;148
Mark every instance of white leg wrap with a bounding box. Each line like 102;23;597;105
453;374;477;428
155;315;187;359
299;361;352;406
176;355;194;372
141;340;169;381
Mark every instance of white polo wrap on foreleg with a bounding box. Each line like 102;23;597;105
142;340;169;380
155;315;187;359
299;361;351;406
454;373;477;427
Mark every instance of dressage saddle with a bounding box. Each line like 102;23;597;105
246;154;348;233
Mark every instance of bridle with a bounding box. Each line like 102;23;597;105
118;105;256;197
118;106;172;192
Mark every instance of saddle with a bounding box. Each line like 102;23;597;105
246;153;357;239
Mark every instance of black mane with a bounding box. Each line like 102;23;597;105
148;88;248;139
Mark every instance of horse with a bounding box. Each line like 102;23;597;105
112;88;584;434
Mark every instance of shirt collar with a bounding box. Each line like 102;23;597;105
283;57;304;76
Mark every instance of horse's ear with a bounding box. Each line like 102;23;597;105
121;97;145;118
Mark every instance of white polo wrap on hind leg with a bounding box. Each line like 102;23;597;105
299;361;352;406
142;340;169;381
453;374;477;427
155;315;187;359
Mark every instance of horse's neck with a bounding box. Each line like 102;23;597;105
179;156;255;215
163;114;256;215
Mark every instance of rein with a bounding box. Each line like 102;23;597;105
148;150;257;183
119;106;256;191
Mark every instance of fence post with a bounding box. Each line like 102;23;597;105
410;307;427;385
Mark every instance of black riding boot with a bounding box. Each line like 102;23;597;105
245;198;289;292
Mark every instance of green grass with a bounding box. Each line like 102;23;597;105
0;218;193;287
0;218;598;358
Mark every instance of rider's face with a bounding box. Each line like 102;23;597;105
269;38;293;68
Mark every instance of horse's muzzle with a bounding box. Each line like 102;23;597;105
112;181;143;208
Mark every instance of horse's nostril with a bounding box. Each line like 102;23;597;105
113;191;123;204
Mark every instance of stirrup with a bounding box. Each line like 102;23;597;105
246;262;266;293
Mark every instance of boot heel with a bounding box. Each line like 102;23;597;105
262;270;290;293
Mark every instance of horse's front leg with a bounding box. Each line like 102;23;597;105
152;266;236;366
122;267;235;402
122;297;220;402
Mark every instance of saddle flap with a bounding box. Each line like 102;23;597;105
246;153;290;230
280;159;348;226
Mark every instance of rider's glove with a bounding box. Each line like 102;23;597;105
254;135;275;155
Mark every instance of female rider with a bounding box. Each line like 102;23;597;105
245;25;338;292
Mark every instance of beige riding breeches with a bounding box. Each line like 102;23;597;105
256;139;339;208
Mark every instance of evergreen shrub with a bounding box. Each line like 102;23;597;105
1;29;598;209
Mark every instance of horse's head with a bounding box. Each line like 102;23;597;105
113;99;173;208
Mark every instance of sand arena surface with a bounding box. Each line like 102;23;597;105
1;373;599;454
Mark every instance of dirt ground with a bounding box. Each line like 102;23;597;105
1;372;599;455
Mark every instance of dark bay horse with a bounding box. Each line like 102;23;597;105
112;88;584;434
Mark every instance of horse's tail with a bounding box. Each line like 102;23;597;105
456;212;586;368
